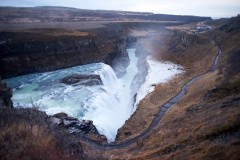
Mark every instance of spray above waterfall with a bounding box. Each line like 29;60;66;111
6;49;140;142
84;49;139;141
5;48;184;142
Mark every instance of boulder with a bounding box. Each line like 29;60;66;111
52;112;68;119
49;117;61;125
61;74;102;86
50;113;99;135
66;119;99;135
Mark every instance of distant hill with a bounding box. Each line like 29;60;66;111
0;6;212;23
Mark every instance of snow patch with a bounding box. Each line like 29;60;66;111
133;56;184;110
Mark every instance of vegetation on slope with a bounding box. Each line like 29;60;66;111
106;15;240;159
0;11;239;160
0;108;88;160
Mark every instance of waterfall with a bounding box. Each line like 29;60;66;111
99;64;119;89
84;63;133;142
7;49;140;143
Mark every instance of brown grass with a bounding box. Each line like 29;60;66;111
106;67;240;160
0;108;88;160
12;28;89;37
0;122;61;160
105;24;240;159
128;28;155;37
116;30;218;142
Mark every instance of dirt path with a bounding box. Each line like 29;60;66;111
78;47;222;150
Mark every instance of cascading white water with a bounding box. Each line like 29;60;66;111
99;64;119;88
84;49;138;142
5;48;184;142
5;49;139;142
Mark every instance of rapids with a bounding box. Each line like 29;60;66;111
6;48;139;142
5;48;183;142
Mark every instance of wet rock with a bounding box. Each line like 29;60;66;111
99;135;108;142
111;37;130;77
49;117;61;125
63;117;79;127
0;78;13;109
52;112;68;119
49;113;107;143
68;120;99;135
61;74;102;86
50;113;99;135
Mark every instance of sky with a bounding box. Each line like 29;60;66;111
0;0;239;18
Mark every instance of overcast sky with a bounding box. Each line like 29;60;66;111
0;0;239;18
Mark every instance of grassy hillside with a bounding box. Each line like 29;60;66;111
106;16;240;159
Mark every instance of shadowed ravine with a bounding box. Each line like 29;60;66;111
77;47;222;150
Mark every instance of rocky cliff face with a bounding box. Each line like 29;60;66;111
168;30;211;52
0;27;129;79
220;15;240;32
115;41;149;140
0;79;13;109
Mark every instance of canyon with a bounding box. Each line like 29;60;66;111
0;7;239;160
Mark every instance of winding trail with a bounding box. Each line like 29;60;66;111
78;47;222;150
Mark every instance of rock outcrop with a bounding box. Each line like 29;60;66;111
61;74;102;85
0;78;13;109
168;30;211;53
49;112;107;143
0;108;91;159
50;112;98;134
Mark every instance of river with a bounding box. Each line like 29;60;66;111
6;48;139;142
5;48;183;142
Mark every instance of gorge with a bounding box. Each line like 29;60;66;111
5;47;183;142
0;6;239;160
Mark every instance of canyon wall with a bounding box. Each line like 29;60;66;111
115;28;215;142
0;27;129;78
0;79;13;109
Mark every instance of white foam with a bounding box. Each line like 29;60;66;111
6;49;140;143
83;50;139;142
133;56;184;110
